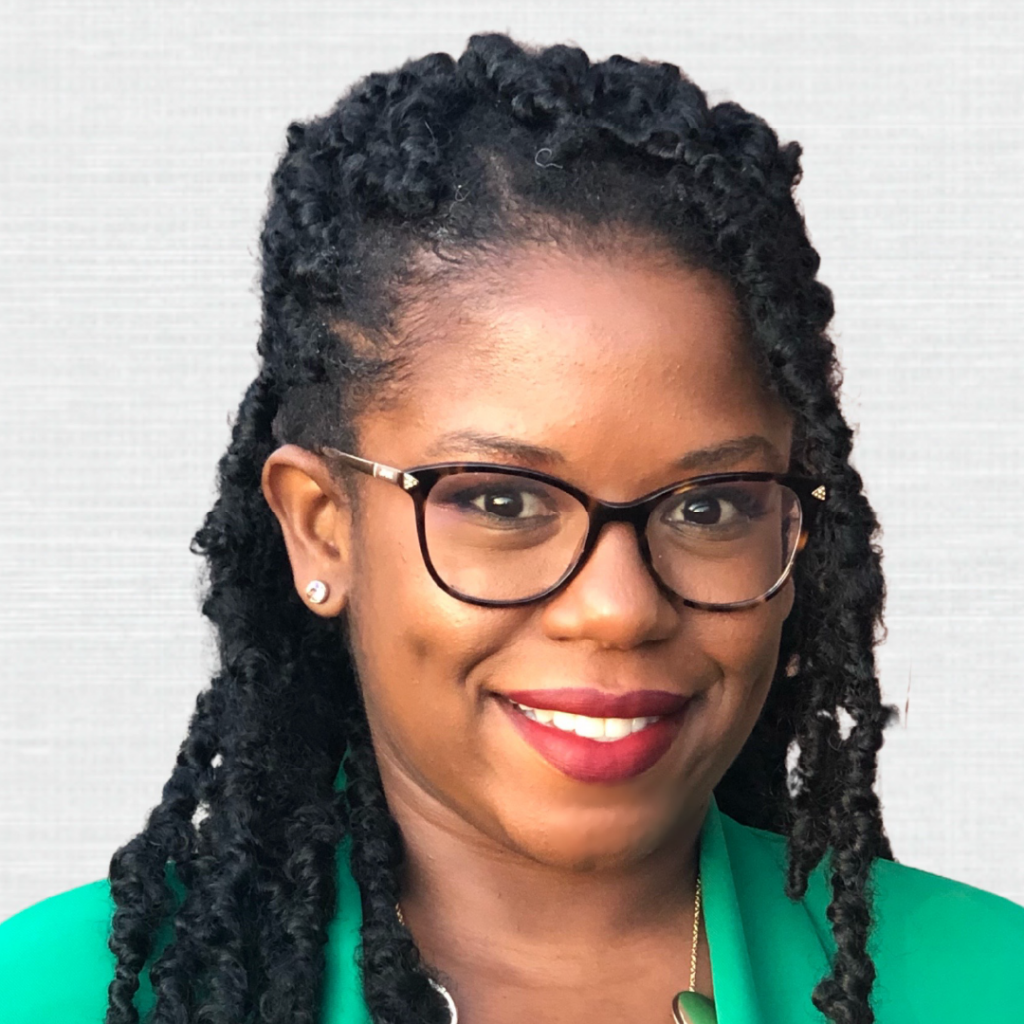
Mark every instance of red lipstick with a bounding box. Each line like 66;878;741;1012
497;688;690;784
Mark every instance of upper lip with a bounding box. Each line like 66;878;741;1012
500;687;689;718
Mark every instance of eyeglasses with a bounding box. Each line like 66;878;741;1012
315;446;827;611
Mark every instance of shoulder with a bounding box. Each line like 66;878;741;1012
720;813;1024;1020
866;855;1024;1018
870;850;1024;937
0;880;117;1023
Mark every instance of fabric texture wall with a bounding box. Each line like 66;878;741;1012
1;0;1022;922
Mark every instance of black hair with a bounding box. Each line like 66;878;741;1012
104;33;897;1024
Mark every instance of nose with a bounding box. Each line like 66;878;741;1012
540;521;678;648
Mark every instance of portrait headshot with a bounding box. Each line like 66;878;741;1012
1;2;1022;1023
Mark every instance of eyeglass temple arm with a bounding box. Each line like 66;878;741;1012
317;446;420;491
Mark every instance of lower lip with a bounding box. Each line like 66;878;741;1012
498;699;688;784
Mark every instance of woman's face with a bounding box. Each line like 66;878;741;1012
278;244;795;870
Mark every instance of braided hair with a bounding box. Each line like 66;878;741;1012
104;33;897;1024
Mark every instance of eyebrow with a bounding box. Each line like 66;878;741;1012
674;435;788;473
424;430;786;472
423;430;566;465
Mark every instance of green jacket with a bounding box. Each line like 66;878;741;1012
2;794;1022;1022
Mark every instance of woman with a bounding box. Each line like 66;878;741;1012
1;32;1021;1024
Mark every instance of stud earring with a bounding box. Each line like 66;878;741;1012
304;580;329;605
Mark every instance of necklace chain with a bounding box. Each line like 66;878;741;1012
689;872;702;992
394;867;704;1020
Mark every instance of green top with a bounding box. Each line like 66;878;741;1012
2;793;1022;1022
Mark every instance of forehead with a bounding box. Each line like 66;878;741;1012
411;245;744;373
362;245;791;490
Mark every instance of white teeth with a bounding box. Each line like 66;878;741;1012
573;715;605;739
551;710;577;732
512;702;660;741
603;716;632;740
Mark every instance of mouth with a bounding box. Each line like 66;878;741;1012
495;688;691;784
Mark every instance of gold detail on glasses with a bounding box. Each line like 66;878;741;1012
811;485;826;501
369;461;418;491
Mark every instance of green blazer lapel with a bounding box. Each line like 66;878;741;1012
700;794;768;1024
709;796;834;1023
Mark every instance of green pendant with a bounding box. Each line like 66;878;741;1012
672;990;718;1024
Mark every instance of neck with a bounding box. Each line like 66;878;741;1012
378;752;708;989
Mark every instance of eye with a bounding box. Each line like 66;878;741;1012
469;487;551;519
434;478;562;525
674;495;735;525
671;496;732;525
659;485;768;533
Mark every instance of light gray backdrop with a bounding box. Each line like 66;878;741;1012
2;0;1022;923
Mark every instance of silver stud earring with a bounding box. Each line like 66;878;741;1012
304;580;329;605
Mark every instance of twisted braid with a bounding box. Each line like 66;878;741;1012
105;33;896;1024
346;724;451;1024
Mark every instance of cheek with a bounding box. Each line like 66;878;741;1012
343;496;524;779
692;591;790;751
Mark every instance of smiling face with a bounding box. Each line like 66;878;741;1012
270;241;796;870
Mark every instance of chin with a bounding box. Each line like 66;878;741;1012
491;796;696;871
466;729;723;870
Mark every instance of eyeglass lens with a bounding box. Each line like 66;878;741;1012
422;472;803;606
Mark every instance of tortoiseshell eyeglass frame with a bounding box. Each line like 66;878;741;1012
314;445;828;611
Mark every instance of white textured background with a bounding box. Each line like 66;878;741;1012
2;0;1023;923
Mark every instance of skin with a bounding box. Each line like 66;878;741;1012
262;243;795;1024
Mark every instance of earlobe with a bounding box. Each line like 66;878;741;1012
260;444;353;618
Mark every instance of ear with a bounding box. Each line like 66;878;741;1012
261;444;353;618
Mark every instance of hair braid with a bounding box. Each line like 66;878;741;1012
105;687;218;1022
345;724;451;1024
105;32;898;1024
107;369;360;1023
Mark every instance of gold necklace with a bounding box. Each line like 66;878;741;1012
672;873;718;1024
395;872;717;1024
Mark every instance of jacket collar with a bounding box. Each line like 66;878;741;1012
699;793;765;1024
